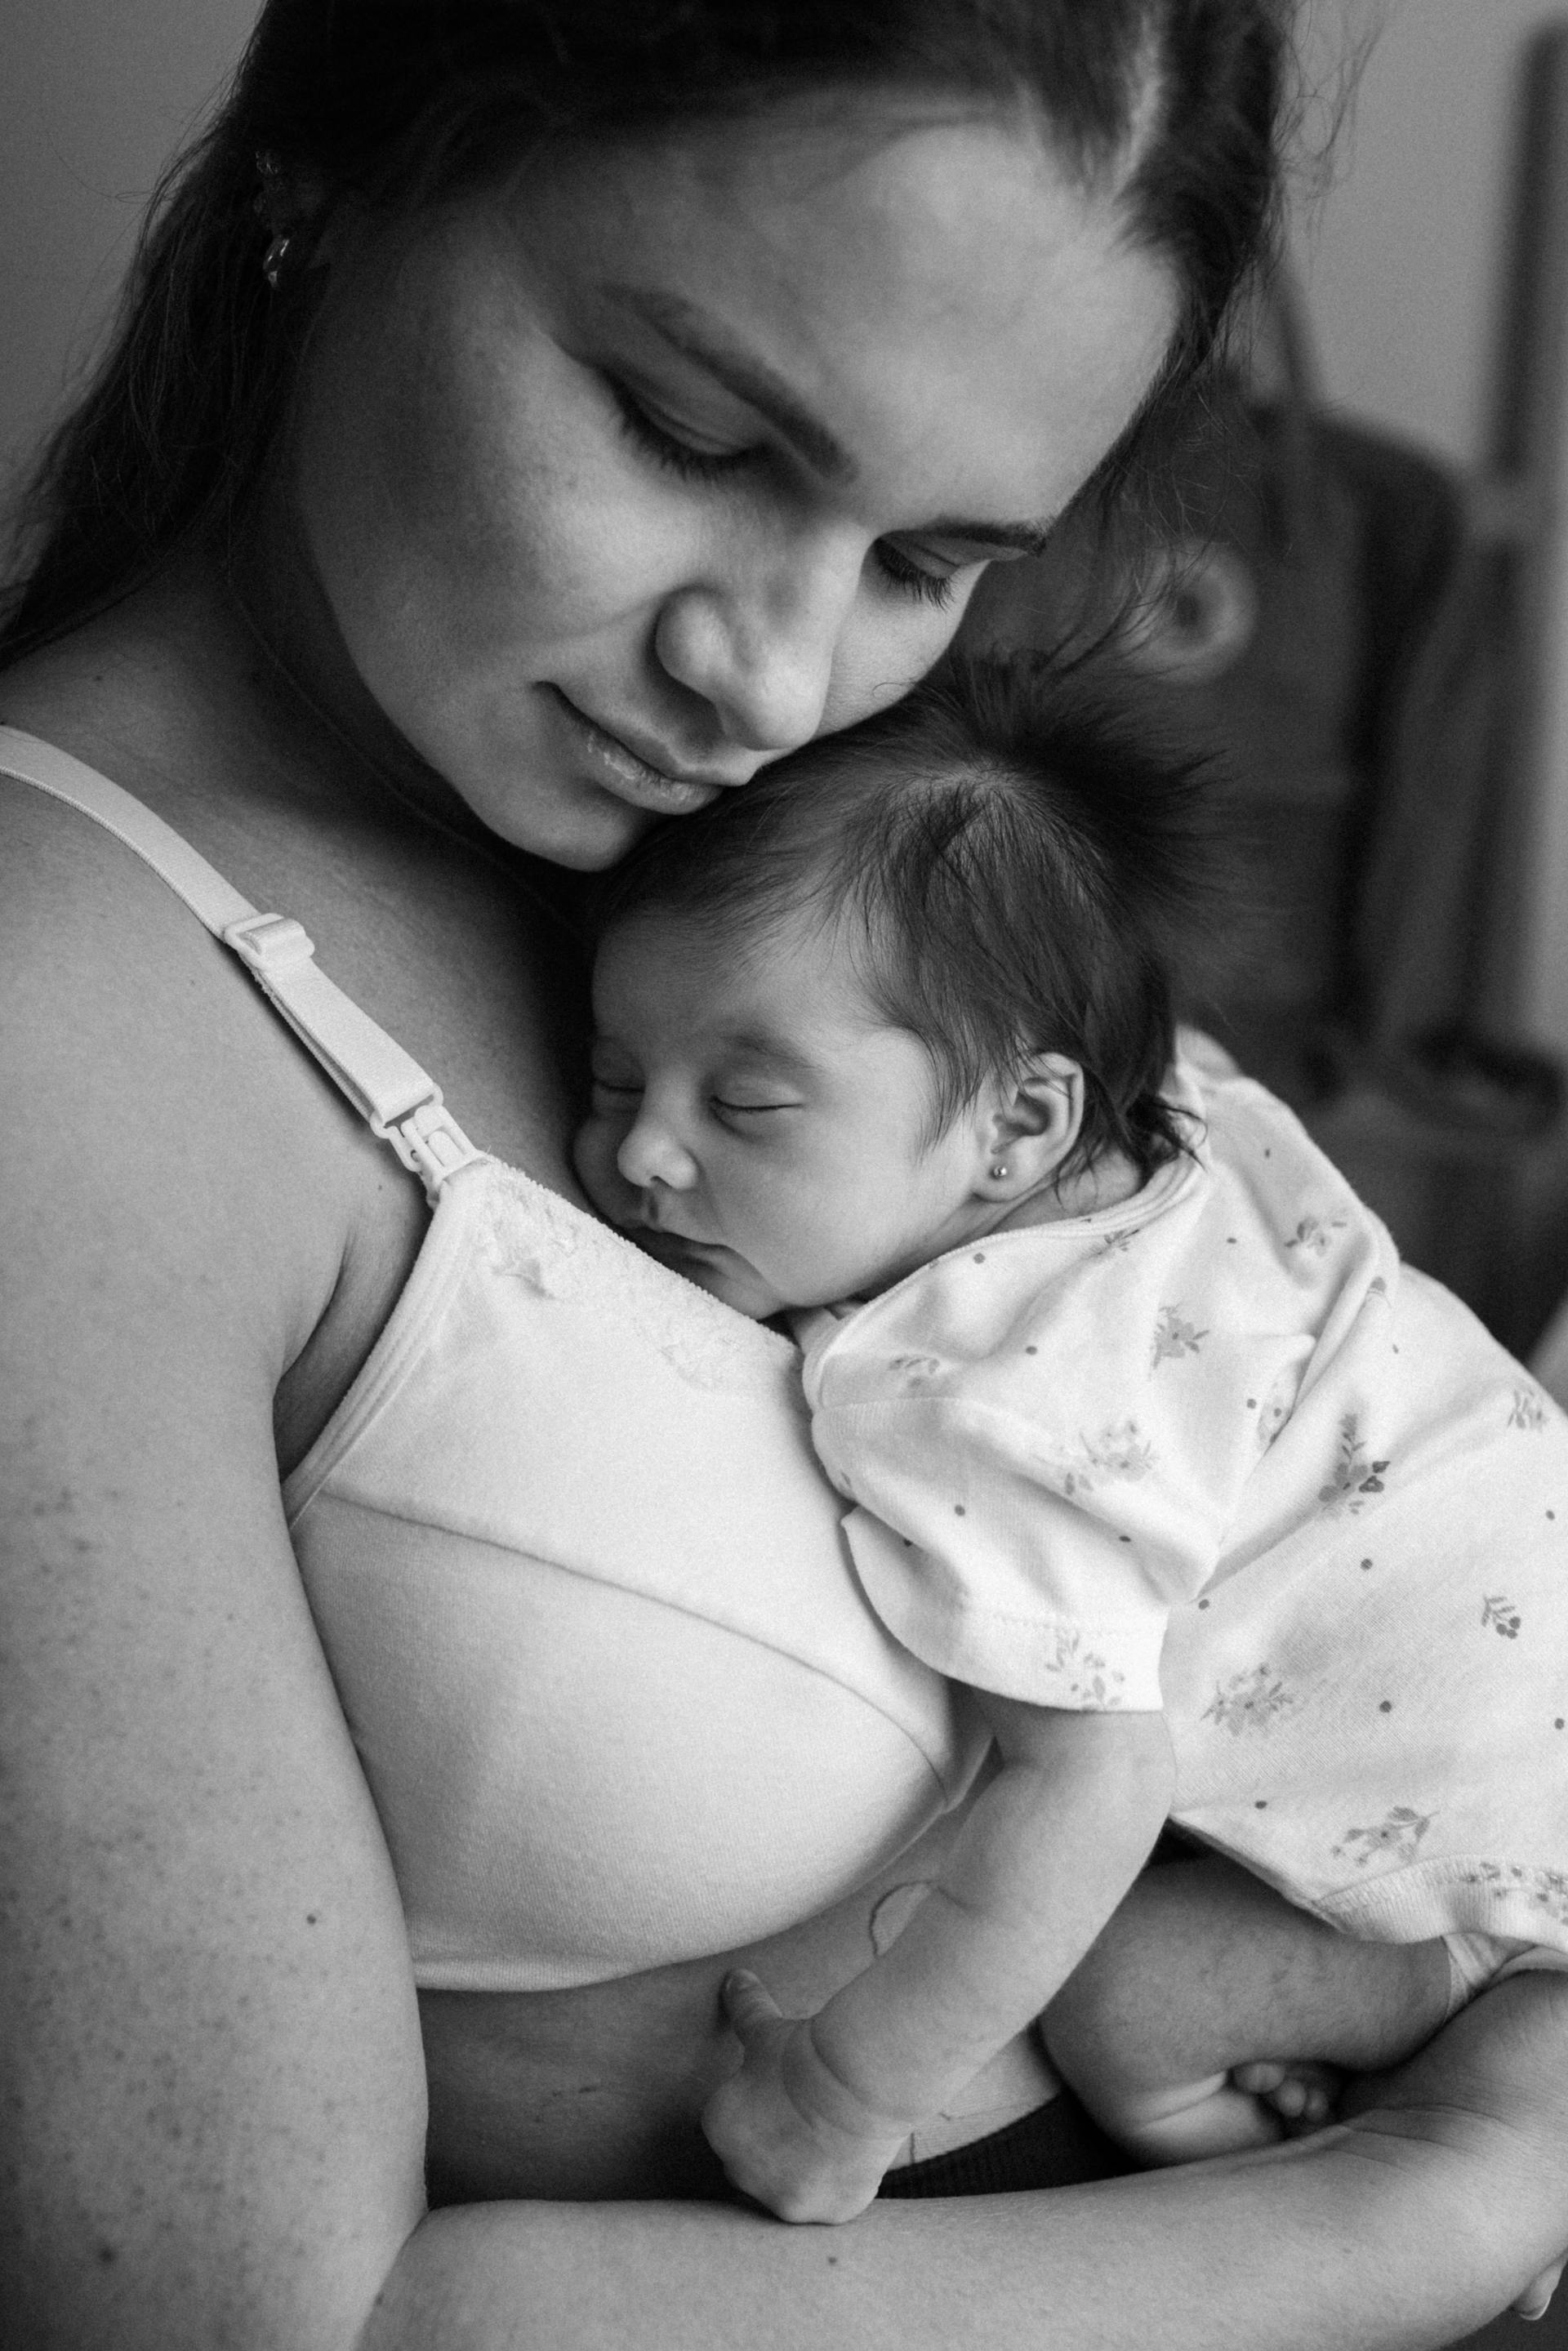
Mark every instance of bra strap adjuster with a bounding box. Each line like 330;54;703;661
0;732;492;1209
225;910;316;970
221;908;486;1202
376;1098;487;1196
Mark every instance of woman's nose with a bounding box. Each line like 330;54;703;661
616;1105;699;1194
655;524;864;754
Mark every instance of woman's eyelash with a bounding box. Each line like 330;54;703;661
610;378;957;608
873;545;959;608
608;381;753;482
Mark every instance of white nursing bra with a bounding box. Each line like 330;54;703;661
1;729;987;1991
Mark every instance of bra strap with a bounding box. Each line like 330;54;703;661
0;726;486;1203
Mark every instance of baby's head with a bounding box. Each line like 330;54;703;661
574;658;1214;1318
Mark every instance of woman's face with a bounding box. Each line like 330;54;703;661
285;104;1176;867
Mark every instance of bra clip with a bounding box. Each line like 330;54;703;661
376;1098;487;1200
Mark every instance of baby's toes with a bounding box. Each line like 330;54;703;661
1231;2062;1342;2131
1294;2077;1338;2127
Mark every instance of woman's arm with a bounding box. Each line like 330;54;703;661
367;1974;1568;2351
0;804;430;2351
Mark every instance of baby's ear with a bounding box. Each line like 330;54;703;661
975;1053;1085;1199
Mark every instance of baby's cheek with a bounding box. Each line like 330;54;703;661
572;1117;639;1222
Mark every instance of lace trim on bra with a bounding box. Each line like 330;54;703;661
477;1160;800;1396
283;1155;800;1520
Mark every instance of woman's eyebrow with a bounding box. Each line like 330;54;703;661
600;284;1055;555
916;516;1056;559
602;283;855;482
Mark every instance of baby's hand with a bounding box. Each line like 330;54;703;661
702;1971;911;2224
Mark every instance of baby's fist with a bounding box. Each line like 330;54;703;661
702;1971;903;2224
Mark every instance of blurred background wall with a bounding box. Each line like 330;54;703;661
0;0;259;496
1298;0;1568;1058
1304;0;1556;465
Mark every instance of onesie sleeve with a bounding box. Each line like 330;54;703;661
814;1392;1191;1709
800;1119;1356;1710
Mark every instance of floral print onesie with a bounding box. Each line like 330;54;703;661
796;1055;1568;1955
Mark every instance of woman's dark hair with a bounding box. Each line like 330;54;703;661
594;654;1223;1184
1;0;1290;666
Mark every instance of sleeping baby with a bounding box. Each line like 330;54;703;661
573;656;1568;2223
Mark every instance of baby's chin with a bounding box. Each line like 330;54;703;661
616;1225;790;1321
572;1158;794;1317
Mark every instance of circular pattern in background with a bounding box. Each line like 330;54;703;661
1116;538;1260;683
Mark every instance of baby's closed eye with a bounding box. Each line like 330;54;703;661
588;1040;644;1098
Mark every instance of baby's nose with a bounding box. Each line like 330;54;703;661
616;1111;698;1193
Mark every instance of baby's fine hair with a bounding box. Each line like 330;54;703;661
595;656;1223;1183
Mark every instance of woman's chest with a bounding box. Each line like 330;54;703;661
286;1164;991;2001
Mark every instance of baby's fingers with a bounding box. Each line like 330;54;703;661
722;1968;786;2045
1515;2256;1565;2322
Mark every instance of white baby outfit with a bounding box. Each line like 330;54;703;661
797;1052;1568;1963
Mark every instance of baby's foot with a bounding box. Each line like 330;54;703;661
1089;2062;1340;2167
1231;2059;1343;2136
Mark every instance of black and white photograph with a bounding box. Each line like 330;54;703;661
4;4;1568;2344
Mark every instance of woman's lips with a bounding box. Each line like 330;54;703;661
541;687;736;815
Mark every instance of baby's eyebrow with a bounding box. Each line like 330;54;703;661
720;1026;818;1083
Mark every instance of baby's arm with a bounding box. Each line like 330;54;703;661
702;1699;1174;2221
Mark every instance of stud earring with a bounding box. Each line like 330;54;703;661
261;232;293;291
989;1161;1009;1181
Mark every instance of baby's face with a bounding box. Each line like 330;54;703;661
574;907;998;1316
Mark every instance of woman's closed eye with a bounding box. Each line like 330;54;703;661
875;528;1031;609
871;541;961;608
607;376;760;482
606;376;965;610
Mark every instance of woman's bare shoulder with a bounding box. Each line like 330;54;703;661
0;765;360;1306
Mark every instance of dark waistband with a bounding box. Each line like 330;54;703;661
876;2088;1129;2197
